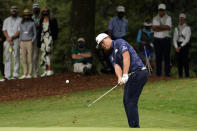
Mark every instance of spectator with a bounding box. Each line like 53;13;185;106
152;3;172;77
37;7;59;77
19;9;36;79
136;19;155;73
0;18;5;82
2;6;21;80
108;5;128;40
32;3;41;78
72;37;92;74
173;13;191;78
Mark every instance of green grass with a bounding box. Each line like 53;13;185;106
0;78;197;131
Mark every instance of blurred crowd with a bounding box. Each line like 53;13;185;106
0;3;192;82
0;3;58;81
94;4;191;78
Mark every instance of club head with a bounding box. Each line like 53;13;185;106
87;104;92;107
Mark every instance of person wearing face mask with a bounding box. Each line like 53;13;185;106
0;18;5;82
32;3;41;78
136;19;155;73
173;13;191;78
37;7;59;77
19;9;36;79
108;5;128;40
152;3;172;77
2;6;22;80
72;38;92;74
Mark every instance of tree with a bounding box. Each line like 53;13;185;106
70;0;95;49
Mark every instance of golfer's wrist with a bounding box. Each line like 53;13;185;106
123;74;128;77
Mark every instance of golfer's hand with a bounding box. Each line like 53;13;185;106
176;47;181;53
120;74;129;85
7;37;13;46
118;77;123;85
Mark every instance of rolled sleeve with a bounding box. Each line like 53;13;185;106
181;27;191;47
2;19;8;31
166;17;172;27
109;55;117;66
173;28;178;48
152;18;160;26
119;44;128;54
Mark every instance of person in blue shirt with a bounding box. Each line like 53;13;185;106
136;19;155;72
96;33;148;128
108;5;128;40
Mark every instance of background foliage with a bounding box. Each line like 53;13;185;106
0;0;197;76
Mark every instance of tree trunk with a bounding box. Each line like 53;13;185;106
70;0;95;49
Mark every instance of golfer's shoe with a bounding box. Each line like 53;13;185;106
33;74;38;78
26;74;32;79
19;75;27;79
4;77;10;80
0;78;5;82
47;70;54;76
11;76;18;80
41;71;47;77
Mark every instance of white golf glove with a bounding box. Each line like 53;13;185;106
121;74;129;84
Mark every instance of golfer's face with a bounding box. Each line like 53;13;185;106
101;37;111;51
179;19;185;25
158;9;165;17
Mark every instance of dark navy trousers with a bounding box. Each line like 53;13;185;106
123;69;148;128
153;37;171;76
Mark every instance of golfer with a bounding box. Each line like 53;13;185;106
96;33;148;128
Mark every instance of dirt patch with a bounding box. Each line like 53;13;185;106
0;73;174;103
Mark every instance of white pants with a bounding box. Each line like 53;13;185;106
33;40;39;76
4;39;20;78
73;63;92;73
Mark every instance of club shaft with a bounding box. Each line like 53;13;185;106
88;72;134;107
88;83;119;107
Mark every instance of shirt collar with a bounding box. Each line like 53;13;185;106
111;40;115;49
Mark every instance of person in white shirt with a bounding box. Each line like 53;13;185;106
173;13;191;78
152;3;172;77
2;6;22;80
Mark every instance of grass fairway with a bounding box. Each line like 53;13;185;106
0;78;197;131
0;127;193;131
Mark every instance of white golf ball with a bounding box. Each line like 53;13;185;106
66;80;69;84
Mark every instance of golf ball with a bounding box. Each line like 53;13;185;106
66;80;69;84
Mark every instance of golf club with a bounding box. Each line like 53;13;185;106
87;72;134;107
144;46;152;75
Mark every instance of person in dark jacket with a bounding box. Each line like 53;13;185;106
0;18;5;81
37;7;58;77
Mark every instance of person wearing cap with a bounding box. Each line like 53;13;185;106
136;19;155;72
72;37;92;74
173;13;191;78
0;18;5;82
37;7;59;77
19;9;36;79
96;33;148;128
108;5;128;40
2;6;22;80
152;3;172;77
32;3;41;78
